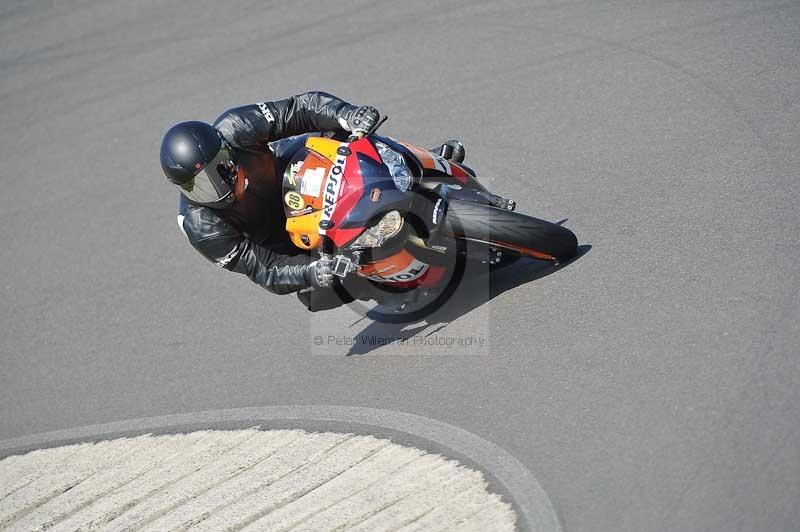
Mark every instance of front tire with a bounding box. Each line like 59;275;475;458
445;199;578;262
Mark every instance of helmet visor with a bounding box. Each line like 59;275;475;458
175;146;236;205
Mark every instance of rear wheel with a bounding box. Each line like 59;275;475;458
445;199;578;262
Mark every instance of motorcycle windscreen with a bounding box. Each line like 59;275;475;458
282;148;335;217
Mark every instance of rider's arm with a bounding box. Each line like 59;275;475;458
178;200;316;295
213;91;357;152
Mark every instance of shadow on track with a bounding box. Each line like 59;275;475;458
343;244;591;355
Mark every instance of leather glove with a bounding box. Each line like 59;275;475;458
345;105;380;135
306;257;335;288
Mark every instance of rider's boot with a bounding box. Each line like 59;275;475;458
430;140;466;163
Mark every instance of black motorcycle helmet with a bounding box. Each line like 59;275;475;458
160;121;237;208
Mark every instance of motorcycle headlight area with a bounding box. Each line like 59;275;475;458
374;141;412;191
350;210;403;248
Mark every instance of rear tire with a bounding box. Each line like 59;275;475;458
445;199;578;262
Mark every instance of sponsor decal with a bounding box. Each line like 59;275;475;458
299;166;326;197
284;191;305;210
215;247;238;268
365;258;429;283
370;187;382;202
319;149;347;234
257;102;275;123
432;198;443;225
287;160;303;186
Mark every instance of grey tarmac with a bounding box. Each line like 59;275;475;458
0;1;798;531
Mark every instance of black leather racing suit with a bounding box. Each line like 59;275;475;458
177;92;360;295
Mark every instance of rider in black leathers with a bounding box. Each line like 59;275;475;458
161;92;381;300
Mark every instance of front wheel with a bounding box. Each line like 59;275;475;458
445;199;578;262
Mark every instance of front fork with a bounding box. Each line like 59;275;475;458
403;186;509;265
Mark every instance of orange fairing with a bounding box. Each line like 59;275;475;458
286;210;323;250
399;142;436;168
304;137;343;161
283;137;343;250
398;141;468;181
358;248;429;283
359;249;413;277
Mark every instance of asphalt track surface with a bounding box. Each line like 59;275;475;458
1;1;798;531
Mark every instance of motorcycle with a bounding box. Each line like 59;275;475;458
282;121;578;318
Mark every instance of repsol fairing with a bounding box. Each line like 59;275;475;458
281;135;450;287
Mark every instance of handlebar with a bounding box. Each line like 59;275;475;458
345;115;389;143
346;131;365;143
320;235;356;277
